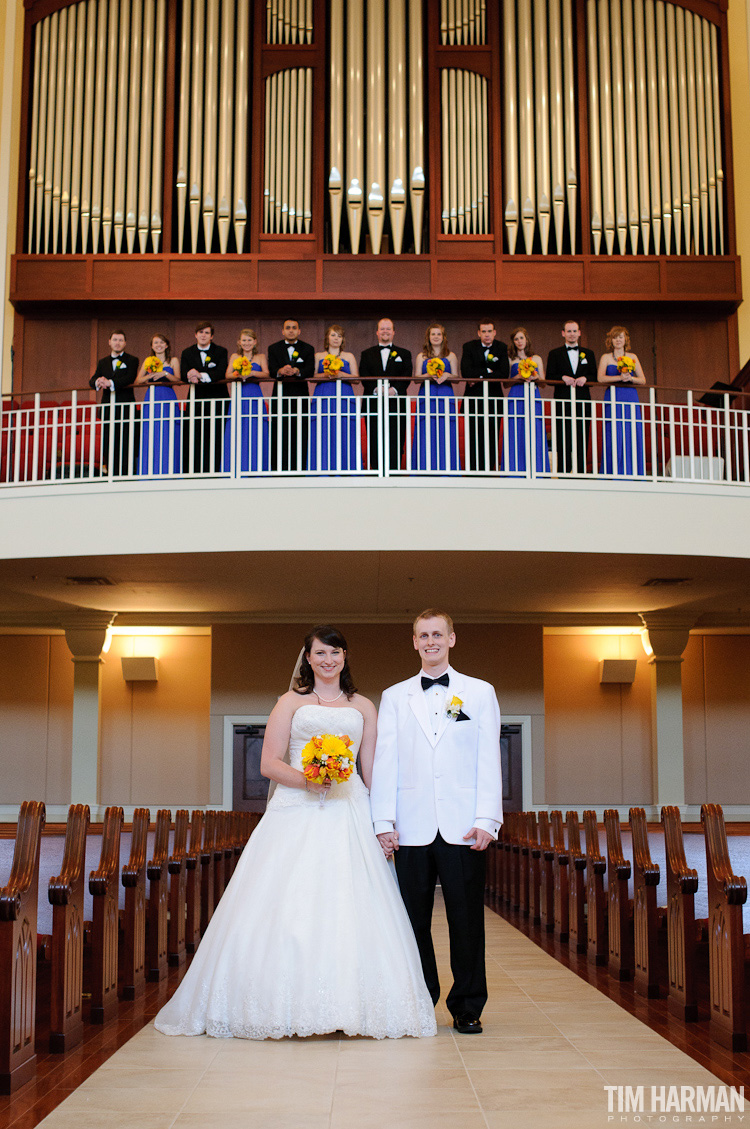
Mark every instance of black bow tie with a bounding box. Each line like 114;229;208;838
567;346;579;351
421;673;449;690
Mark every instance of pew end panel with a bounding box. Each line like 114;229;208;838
48;804;90;1053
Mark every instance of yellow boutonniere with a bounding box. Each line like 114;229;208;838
446;695;463;720
390;350;398;358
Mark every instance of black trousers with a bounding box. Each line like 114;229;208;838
183;400;228;473
102;403;138;476
395;833;487;1017
365;394;403;471
555;397;591;474
270;393;308;471
463;385;503;472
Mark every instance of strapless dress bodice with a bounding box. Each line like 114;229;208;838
270;703;366;809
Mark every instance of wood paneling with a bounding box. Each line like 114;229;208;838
589;261;662;295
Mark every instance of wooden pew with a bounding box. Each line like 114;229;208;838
48;803;89;1052
146;809;171;983
538;811;554;932
661;805;699;1021
566;811;587;954
584;810;607;965
526;813;541;924
701;802;748;1050
551;810;569;942
502;814;513;906
200;810;217;933
629;807;661;998
213;811;227;902
0;800;45;1094
518;812;531;917
185;810;203;954
222;812;235;884
604;809;634;980
89;805;123;1023
167;809;189;967
121;808;150;1001
510;812;522;911
485;836;501;907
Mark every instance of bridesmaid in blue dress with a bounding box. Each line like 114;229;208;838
135;333;181;476
502;327;550;475
411;323;461;471
597;325;647;476
223;329;270;473
309;325;361;472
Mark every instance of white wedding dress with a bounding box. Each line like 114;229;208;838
154;704;437;1039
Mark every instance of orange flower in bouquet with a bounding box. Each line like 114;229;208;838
323;353;343;374
232;356;252;377
518;357;538;381
616;355;636;376
301;734;355;804
426;357;445;378
144;356;163;375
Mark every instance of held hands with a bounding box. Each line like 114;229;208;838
186;368;201;383
277;364;300;377
463;827;493;851
377;830;399;859
95;376;113;391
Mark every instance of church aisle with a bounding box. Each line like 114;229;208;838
34;900;729;1129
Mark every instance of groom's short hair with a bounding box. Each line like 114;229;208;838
413;609;454;634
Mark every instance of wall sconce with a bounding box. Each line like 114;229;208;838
121;656;159;682
599;659;637;684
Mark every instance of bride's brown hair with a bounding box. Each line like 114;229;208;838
294;625;358;699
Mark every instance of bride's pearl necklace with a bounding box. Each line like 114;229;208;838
315;687;344;703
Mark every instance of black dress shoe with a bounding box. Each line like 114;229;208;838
453;1013;482;1034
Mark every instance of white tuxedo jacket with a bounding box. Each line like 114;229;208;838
370;667;503;846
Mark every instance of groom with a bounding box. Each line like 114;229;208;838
370;610;502;1033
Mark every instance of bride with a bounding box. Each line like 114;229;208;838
154;625;437;1040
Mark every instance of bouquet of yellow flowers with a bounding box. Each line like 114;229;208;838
616;355;636;376
232;355;252;377
426;357;445;378
301;733;355;804
323;353;343;374
518;357;538;381
144;356;163;375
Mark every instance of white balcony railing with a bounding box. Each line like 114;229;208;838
0;381;747;487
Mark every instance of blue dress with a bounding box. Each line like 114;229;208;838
223;361;270;473
139;364;181;475
600;364;645;475
411;359;460;472
308;357;359;472
502;361;550;474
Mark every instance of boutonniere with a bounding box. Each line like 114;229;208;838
487;353;497;363
114;359;125;369
446;695;464;720
203;355;211;364
292;350;299;360
391;350;400;360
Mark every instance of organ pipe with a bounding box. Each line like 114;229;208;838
60;7;76;253
328;0;344;253
234;0;249;251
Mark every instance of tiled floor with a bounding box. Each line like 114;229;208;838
34;902;736;1129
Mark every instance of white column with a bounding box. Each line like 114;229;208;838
63;616;114;812
640;614;693;811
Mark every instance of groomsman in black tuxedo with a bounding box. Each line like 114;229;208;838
460;318;510;472
181;322;229;473
359;317;412;471
546;320;596;475
267;318;315;471
89;330;139;475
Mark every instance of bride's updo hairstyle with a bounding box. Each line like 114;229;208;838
295;625;357;699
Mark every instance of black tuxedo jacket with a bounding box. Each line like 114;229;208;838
180;343;229;398
460;339;509;396
89;352;139;402
546;345;596;399
267;339;315;394
359;345;412;397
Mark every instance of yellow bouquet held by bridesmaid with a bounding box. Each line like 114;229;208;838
616;355;636;377
426;357;445;379
301;733;355;804
518;357;538;381
322;353;343;375
232;356;253;377
144;356;164;376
